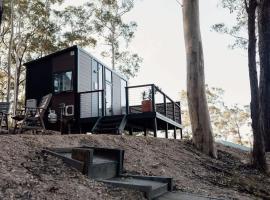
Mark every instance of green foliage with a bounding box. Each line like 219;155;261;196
0;0;65;108
180;85;251;145
212;0;248;49
93;0;142;79
0;0;141;109
54;3;97;48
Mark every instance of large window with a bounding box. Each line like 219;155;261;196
53;71;73;93
121;79;127;107
105;68;112;83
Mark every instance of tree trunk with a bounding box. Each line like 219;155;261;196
0;0;3;26
246;0;268;172
235;123;243;145
258;0;270;153
7;0;14;103
182;0;217;158
112;43;115;70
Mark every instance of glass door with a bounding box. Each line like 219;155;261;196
98;64;103;116
105;68;113;116
91;60;99;117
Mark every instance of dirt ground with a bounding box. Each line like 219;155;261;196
0;133;270;200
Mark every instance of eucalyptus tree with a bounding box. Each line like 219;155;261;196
213;0;268;172
53;2;97;49
182;0;217;158
93;0;142;79
0;0;64;112
258;0;270;155
0;0;3;26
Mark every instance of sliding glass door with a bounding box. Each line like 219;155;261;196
105;68;112;116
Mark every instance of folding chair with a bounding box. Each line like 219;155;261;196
13;94;52;134
0;102;10;134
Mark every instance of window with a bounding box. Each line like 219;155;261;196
98;64;103;90
121;79;127;107
53;71;73;93
105;68;112;83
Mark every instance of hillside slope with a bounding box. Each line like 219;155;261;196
0;134;269;200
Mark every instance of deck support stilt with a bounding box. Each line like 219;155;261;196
129;128;133;136
144;127;147;136
165;123;168;139
180;128;183;139
153;118;157;137
173;127;177;139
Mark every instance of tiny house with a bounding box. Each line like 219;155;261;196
25;46;182;138
25;46;127;132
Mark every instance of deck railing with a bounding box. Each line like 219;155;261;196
126;84;182;124
79;90;105;118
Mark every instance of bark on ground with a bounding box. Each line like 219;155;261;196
0;133;270;200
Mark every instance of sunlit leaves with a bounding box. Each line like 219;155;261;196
93;0;142;78
213;0;248;50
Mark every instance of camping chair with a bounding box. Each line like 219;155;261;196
13;93;52;134
0;102;10;134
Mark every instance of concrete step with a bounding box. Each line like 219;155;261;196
102;177;170;199
157;192;221;200
91;156;118;179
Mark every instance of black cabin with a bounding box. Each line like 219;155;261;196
25;46;182;138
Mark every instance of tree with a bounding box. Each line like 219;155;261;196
0;0;3;26
1;0;64;112
258;0;270;153
246;0;268;172
212;0;248;50
6;0;14;103
213;0;268;172
54;3;97;49
182;0;217;158
93;0;142;79
180;86;251;145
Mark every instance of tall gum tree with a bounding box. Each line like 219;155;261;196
246;0;268;172
182;0;217;158
258;0;270;153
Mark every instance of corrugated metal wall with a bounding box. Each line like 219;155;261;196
112;73;122;115
78;49;92;118
78;49;92;92
80;93;92;118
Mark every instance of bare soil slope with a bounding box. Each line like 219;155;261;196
0;134;270;200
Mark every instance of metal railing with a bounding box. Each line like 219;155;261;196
126;84;182;124
79;90;105;118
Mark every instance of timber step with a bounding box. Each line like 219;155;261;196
102;176;171;199
92;115;127;134
42;146;173;200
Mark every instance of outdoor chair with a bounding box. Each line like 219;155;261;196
12;93;52;134
0;102;10;134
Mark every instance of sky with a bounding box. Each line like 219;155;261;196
63;0;250;106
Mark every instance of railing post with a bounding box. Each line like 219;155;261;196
102;90;105;117
164;95;167;117
151;85;156;112
173;102;175;121
179;102;182;124
125;87;129;114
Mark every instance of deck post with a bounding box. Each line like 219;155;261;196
125;87;129;114
144;127;147;136
180;128;183;139
164;95;167;117
165;123;168;138
151;85;156;112
102;90;105;116
129;128;133;136
173;127;177;139
153;117;157;137
173;103;175;122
